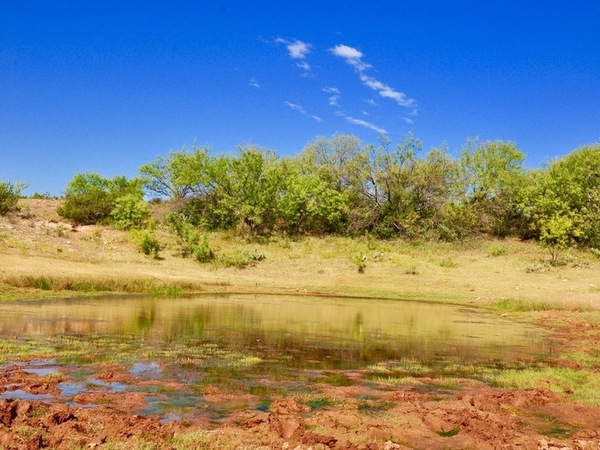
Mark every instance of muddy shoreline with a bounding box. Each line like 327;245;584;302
2;351;600;449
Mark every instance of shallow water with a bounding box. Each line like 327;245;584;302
0;294;548;370
0;294;552;419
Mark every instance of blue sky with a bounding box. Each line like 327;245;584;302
2;1;599;196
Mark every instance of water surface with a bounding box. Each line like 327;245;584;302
0;294;550;419
0;294;547;369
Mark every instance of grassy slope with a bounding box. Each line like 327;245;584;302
1;199;599;307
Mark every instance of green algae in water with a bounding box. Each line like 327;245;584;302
0;293;552;419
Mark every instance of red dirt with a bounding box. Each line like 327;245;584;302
2;362;600;449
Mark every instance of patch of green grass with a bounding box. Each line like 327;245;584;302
495;298;554;312
0;339;55;362
560;351;600;369
439;257;458;268
487;243;507;257
320;372;354;386
486;366;600;407
0;275;198;297
358;399;395;413
217;249;266;269
437;426;460;437
495;297;593;312
305;397;332;410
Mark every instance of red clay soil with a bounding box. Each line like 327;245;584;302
2;364;600;449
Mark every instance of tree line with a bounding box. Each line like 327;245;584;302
2;134;599;263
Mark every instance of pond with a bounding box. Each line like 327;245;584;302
0;294;550;419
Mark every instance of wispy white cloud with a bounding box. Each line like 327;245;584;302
331;44;415;109
330;44;371;71
285;101;323;122
359;74;413;107
249;78;261;89
403;117;414;125
322;86;340;106
322;86;340;94
345;116;386;134
276;37;312;74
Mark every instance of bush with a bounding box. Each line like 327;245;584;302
353;252;367;273
111;194;150;230
167;213;215;262
58;173;144;225
0;181;25;215
132;229;161;259
219;249;265;268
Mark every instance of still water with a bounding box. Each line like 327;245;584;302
0;294;547;370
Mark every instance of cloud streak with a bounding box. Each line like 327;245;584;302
285;101;323;122
345;116;386;134
331;44;415;109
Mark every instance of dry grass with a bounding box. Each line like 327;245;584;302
1;199;599;308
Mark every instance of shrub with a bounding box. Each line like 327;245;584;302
487;243;507;257
111;194;150;230
220;249;265;268
353;252;367;273
192;234;214;262
0;181;25;215
58;173;144;225
439;257;458;268
132;229;161;259
167;212;214;262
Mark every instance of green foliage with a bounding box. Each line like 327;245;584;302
132;229;161;259
0;180;26;215
278;157;348;234
539;214;580;265
29;192;57;200
487;243;507;257
219;249;265;268
139;145;212;200
439;257;458;268
522;144;600;249
458;139;526;236
167;213;214;262
58;173;144;225
353;251;367;273
111;194;151;230
129;137;599;253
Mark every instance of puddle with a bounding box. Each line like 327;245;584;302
87;377;128;393
0;294;553;420
23;367;60;376
131;362;161;377
1;390;53;401
58;381;87;397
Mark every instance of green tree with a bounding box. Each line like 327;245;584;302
0;180;26;215
110;194;151;230
226;147;283;236
457;139;526;236
539;213;581;265
522;143;600;248
58;173;144;225
139;146;212;200
278;157;348;234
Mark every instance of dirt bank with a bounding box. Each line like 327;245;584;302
2;360;600;449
